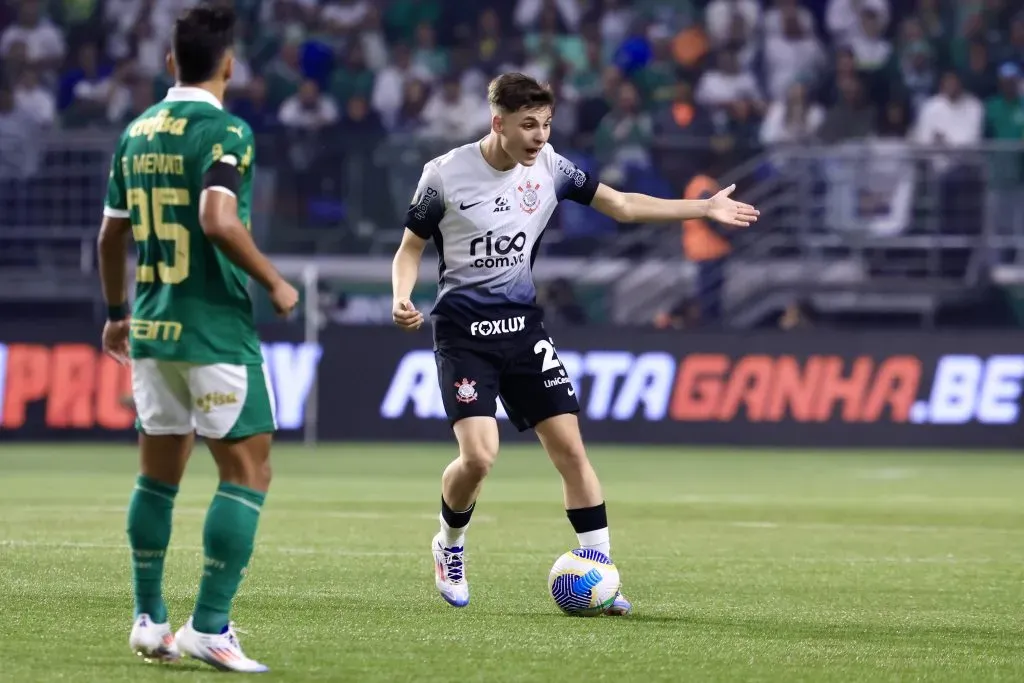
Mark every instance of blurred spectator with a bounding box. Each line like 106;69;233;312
264;38;306;108
695;50;763;111
385;0;442;43
594;80;653;172
633;26;680;108
329;43;376;106
0;0;66;75
66;58;132;128
913;71;983;151
130;13;169;80
358;4;389;72
961;41;998;101
392;78;430;135
984;63;1024;241
280;79;339;131
895;30;938;115
763;9;826;100
13;68;55;128
474;8;511;75
576;65;622;141
915;71;984;241
986;63;1024;139
526;3;587;73
321;0;371;37
999;14;1024;70
372;43;435;130
597;0;633;64
515;0;582;33
0;87;42;181
826;0;890;45
412;21;447;78
421;76;488;142
911;0;950;50
761;82;825;150
848;9;892;73
108;75;156;127
709;98;762;172
859;99;916;236
705;0;761;48
819;75;876;143
231;76;280;135
763;0;815;40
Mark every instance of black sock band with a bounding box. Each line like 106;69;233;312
441;497;475;529
566;502;607;534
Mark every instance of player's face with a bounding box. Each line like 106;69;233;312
497;106;552;167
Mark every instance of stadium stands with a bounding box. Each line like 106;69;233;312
1;0;1024;328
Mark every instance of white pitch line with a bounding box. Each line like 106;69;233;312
0;540;1011;565
726;521;1024;536
2;506;494;523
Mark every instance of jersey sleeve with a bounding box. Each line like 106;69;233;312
102;136;129;218
404;161;446;239
200;118;255;194
551;151;599;206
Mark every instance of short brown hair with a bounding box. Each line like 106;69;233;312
488;73;555;114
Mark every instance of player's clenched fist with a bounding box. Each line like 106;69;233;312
393;298;423;331
270;280;299;316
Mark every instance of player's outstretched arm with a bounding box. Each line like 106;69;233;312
199;189;297;316
392;228;427;331
590;183;760;227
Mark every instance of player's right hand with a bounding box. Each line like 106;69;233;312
102;319;131;366
393;298;423;331
270;280;299;317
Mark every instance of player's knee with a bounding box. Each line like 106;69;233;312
458;446;497;481
548;440;591;474
212;450;272;491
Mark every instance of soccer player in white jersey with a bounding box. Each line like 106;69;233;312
391;73;758;613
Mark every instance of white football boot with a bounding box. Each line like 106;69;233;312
129;613;180;662
175;618;269;673
604;591;633;616
432;532;470;607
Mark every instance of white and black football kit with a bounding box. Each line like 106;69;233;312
404;140;599;430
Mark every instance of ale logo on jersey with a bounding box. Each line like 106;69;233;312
518;180;541;214
470;230;527;269
470;316;526;337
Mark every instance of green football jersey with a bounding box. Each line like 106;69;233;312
103;87;262;365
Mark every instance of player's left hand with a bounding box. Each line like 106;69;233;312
102;319;131;366
707;184;760;227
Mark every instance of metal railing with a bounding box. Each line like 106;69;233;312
605;140;1024;327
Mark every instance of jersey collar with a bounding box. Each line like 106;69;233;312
163;86;223;110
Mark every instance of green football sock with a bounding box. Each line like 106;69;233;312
192;482;266;634
126;474;178;624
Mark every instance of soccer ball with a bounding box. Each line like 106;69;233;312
548;548;620;616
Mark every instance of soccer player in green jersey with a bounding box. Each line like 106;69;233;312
96;4;297;673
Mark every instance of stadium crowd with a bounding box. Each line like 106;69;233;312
1;0;1023;253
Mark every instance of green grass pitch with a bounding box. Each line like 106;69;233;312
1;443;1023;682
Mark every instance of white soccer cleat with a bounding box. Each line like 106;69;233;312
604;591;633;616
129;613;180;662
432;532;470;607
175;618;269;674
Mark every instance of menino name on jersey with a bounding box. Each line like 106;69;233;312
405;142;598;344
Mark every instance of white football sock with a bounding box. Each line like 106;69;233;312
577;527;610;558
439;512;468;548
